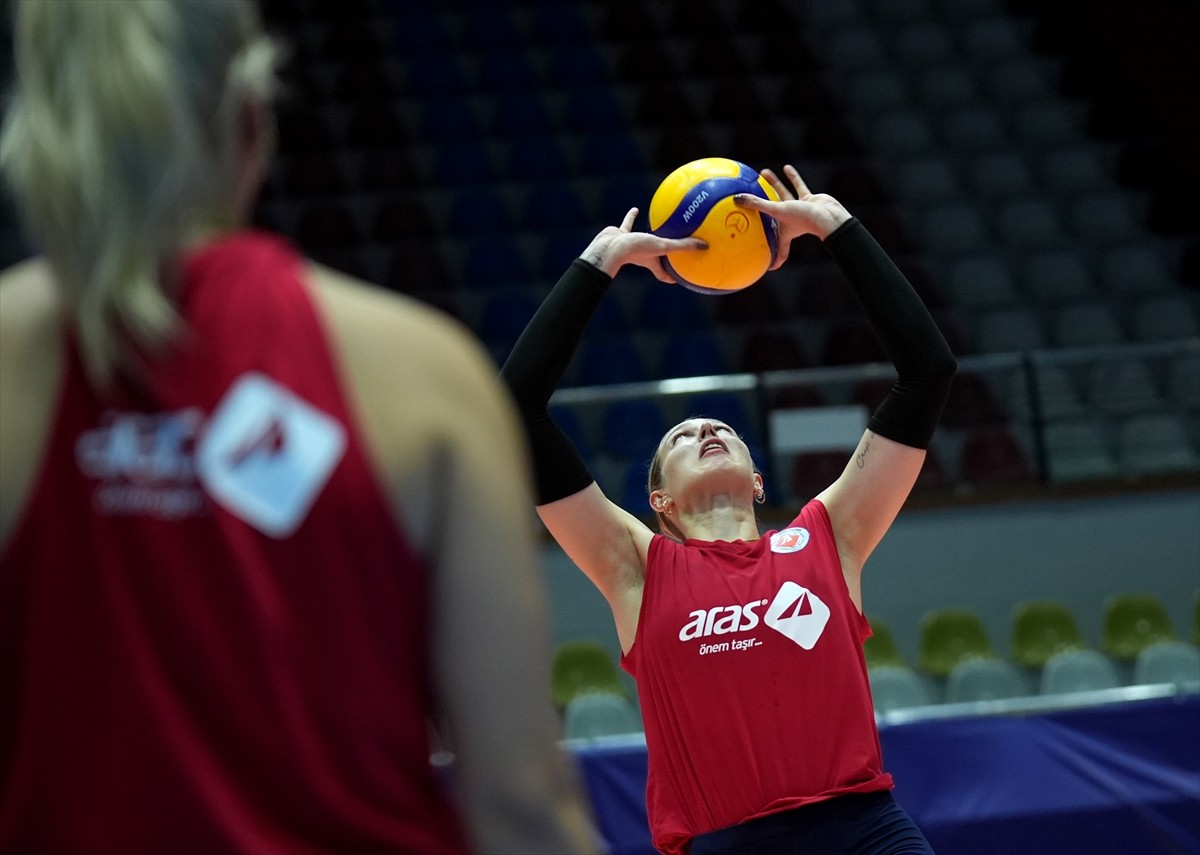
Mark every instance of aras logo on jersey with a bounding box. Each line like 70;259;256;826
678;581;831;652
678;598;768;641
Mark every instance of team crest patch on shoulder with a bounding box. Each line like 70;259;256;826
196;372;346;538
770;527;810;553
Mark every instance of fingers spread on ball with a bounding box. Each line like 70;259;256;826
782;165;811;199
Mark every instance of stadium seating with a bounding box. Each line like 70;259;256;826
869;666;934;714
564;692;643;740
551;640;627;712
1133;641;1200;687
919;608;998;679
1010;600;1088;670
1040;649;1121;695
1102;593;1178;662
864;619;907;670
946;658;1029;703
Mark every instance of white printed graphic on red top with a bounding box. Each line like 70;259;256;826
196;372;346;538
764;581;831;650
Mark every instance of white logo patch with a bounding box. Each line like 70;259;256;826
196;373;346;538
764;581;831;650
770;527;810;553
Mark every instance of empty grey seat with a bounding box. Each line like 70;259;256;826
1043;418;1119;483
1085;359;1164;417
931;0;1004;19
1039;144;1111;196
894;155;964;206
869;666;934;714
1023;248;1096;303
1040;649;1121;694
1010;99;1085;147
993;197;1068;249
1115;412;1200;477
938;105;1009;153
826;26;888;70
891;21;957;67
946;657;1028;703
966;152;1037;199
870;0;933;27
868;109;937;158
915;66;979;111
1133;641;1200;686
1053;300;1126;348
807;0;866;33
564;692;643;740
974;306;1048;354
959;16;1029;65
1099;243;1172;295
1131;295;1200;342
1026;364;1090;420
1167;350;1200;409
982;56;1060;104
1067;191;1141;244
919;202;990;256
844;68;911;115
946;254;1020;307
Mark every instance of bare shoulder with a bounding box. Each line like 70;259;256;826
0;257;61;403
303;262;521;551
0;257;59;336
0;258;63;544
305;261;498;410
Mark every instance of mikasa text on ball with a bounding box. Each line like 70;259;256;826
649;157;781;294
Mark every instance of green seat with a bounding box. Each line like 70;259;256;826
1011;600;1087;668
1193;590;1199;646
1102;592;1177;661
551;639;625;710
864;619;906;669
919;608;997;678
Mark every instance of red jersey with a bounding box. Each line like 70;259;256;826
622;500;892;855
0;232;469;854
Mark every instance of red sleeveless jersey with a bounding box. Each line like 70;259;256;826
622;500;892;855
0;232;469;854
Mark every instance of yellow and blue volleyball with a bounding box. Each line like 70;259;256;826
649;157;781;294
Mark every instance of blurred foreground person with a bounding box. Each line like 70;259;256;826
0;2;596;853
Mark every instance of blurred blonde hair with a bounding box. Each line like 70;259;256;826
0;0;278;385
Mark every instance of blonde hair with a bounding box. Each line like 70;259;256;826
0;0;278;385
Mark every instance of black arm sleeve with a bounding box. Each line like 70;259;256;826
500;259;612;505
824;218;957;449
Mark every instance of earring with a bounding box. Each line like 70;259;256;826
754;488;766;505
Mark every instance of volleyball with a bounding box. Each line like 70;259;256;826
649;157;781;294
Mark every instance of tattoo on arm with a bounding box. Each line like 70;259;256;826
855;433;874;469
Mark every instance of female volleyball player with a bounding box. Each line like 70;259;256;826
0;2;596;853
501;165;955;854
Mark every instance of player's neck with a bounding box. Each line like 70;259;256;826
678;500;759;543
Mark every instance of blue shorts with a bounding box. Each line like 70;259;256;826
689;790;934;855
